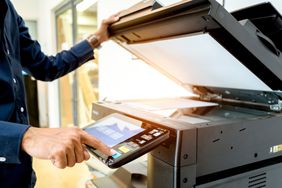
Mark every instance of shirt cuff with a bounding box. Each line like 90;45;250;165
71;40;95;66
0;121;30;164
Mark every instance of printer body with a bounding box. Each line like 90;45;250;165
91;0;282;187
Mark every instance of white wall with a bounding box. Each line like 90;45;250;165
12;0;39;20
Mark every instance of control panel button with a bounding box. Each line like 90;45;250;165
149;129;159;134
119;146;131;154
153;132;162;137
128;142;139;148
141;134;153;141
138;140;146;145
112;152;122;159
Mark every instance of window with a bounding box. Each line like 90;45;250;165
55;0;98;127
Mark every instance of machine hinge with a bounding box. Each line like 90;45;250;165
199;93;282;112
199;93;222;101
270;100;282;112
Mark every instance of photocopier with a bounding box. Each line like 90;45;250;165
90;0;282;187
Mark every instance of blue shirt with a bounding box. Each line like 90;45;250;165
0;0;94;187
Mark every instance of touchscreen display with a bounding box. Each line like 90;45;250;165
85;117;145;147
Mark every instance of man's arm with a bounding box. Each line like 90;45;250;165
0;121;30;164
17;14;119;167
7;3;119;168
16;10;118;81
0;122;113;168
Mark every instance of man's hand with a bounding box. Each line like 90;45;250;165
21;127;114;169
87;13;120;48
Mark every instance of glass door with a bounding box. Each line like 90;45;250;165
56;6;74;127
56;0;99;127
76;2;98;126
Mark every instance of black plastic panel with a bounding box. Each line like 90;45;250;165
232;2;282;52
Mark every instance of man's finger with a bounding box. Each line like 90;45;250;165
103;15;120;25
82;144;90;161
66;149;76;167
53;160;65;169
113;11;122;17
52;151;67;169
74;145;85;163
83;149;90;161
81;132;114;156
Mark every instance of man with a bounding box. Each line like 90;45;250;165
0;0;118;187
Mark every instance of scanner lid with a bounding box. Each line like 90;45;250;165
109;0;282;93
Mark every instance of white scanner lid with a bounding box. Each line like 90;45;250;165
110;0;282;92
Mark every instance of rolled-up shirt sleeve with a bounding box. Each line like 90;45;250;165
0;121;30;164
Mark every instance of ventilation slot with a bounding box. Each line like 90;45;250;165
119;35;130;43
248;172;267;188
132;32;141;39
